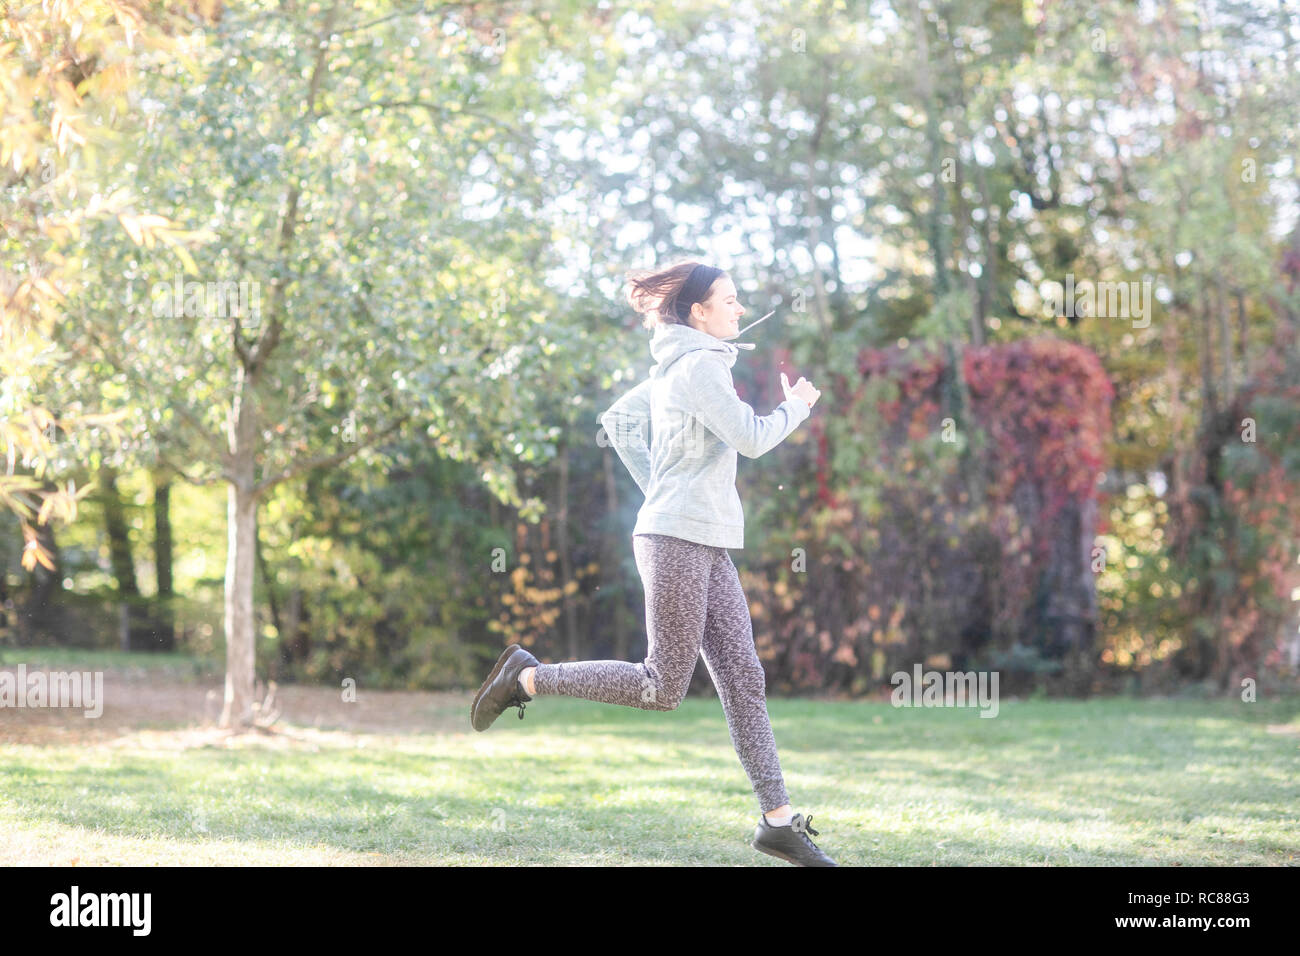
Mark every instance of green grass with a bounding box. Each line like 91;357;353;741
0;646;219;679
1;662;1297;865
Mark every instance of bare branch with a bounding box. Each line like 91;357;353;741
78;313;234;470
349;99;537;147
154;445;234;487
232;309;252;367
247;0;341;378
335;2;461;35
252;414;409;498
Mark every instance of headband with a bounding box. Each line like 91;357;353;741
675;264;725;321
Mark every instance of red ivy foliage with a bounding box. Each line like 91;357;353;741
767;344;839;506
823;337;1114;532
766;338;1113;533
962;338;1115;527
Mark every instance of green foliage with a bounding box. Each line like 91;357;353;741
7;0;1298;703
746;337;1118;695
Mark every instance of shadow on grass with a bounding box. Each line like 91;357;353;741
2;692;1297;864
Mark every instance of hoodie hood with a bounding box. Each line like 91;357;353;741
648;322;753;378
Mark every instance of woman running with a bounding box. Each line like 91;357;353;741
470;261;835;866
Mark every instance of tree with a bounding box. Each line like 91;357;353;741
1;0;216;575
57;0;620;728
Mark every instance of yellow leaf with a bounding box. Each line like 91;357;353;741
160;232;198;274
119;213;143;245
33;277;65;304
175;245;197;273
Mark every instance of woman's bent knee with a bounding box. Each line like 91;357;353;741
641;682;688;711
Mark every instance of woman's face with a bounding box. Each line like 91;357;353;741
689;276;745;339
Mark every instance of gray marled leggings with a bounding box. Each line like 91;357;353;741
532;532;790;813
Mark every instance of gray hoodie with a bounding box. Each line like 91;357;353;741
597;322;811;549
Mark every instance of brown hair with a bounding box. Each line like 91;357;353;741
624;261;727;331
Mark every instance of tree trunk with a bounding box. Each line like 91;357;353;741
220;366;259;731
1042;495;1100;694
602;450;628;661
100;465;155;651
973;158;994;345
911;1;950;298
256;524;283;673
221;478;258;730
949;113;983;342
1216;271;1233;403
1163;231;1191;552
152;467;176;651
1197;283;1218;424
23;501;63;642
1235;289;1249;380
101;465;138;593
555;441;579;660
283;585;304;672
0;560;10;642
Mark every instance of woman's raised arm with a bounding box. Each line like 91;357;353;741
685;354;811;459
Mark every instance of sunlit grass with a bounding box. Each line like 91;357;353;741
1;661;1297;865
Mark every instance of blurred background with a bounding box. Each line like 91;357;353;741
3;0;1298;732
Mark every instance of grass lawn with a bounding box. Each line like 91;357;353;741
1;650;1297;865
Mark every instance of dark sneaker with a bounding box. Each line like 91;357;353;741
470;644;540;732
752;813;838;866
